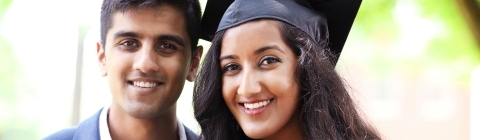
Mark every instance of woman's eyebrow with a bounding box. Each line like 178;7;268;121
254;45;284;55
219;45;284;61
219;55;238;61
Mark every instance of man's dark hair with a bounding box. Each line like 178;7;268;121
100;0;201;52
193;20;381;140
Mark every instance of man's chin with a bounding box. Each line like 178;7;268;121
123;102;161;119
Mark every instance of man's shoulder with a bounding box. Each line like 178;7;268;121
42;127;77;140
42;108;103;140
184;125;198;140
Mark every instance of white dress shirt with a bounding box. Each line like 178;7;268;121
98;106;187;140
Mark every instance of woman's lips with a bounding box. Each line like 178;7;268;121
239;99;273;115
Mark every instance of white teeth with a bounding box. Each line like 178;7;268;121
244;100;271;109
133;81;157;88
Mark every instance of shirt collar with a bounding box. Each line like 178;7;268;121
99;106;187;140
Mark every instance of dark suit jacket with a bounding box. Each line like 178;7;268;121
43;108;198;140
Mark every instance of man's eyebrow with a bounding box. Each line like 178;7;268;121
254;45;285;55
156;34;186;47
113;31;140;39
219;55;238;61
112;31;186;47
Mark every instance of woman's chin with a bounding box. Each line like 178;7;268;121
242;127;270;139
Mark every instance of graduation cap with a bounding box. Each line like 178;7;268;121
200;0;362;64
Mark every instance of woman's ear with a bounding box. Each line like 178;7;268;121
187;46;203;82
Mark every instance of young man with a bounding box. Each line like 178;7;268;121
44;0;202;139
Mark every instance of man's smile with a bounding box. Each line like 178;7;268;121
128;81;163;88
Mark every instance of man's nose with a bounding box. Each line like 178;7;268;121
133;45;160;73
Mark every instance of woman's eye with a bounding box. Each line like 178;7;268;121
222;63;241;73
156;43;177;54
260;56;281;65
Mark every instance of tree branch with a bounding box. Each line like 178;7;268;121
456;0;480;47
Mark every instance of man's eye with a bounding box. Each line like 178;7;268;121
120;40;138;47
156;43;177;54
159;43;176;49
260;56;281;65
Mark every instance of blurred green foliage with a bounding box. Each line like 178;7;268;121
0;0;12;17
0;37;17;100
355;0;480;86
0;0;16;100
0;0;40;139
356;0;399;41
418;0;480;83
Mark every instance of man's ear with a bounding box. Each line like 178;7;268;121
97;42;107;77
187;45;203;82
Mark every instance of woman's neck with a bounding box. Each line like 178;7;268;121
263;114;303;140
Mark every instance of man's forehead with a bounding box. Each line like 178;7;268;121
115;4;184;18
109;6;187;33
105;4;191;47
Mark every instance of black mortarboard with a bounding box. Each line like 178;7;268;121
200;0;362;64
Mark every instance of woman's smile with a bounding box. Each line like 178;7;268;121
238;98;274;115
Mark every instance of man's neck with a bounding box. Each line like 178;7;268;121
107;103;178;140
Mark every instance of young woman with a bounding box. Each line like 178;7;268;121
193;0;381;139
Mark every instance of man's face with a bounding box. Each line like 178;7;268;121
96;5;200;119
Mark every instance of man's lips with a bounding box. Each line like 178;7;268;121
127;78;164;88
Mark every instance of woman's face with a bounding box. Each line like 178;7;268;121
220;20;301;139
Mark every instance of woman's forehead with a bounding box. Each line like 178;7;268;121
220;20;285;53
218;21;298;62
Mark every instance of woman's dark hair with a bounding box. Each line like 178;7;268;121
193;20;381;140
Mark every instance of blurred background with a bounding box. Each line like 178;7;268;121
0;0;479;139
